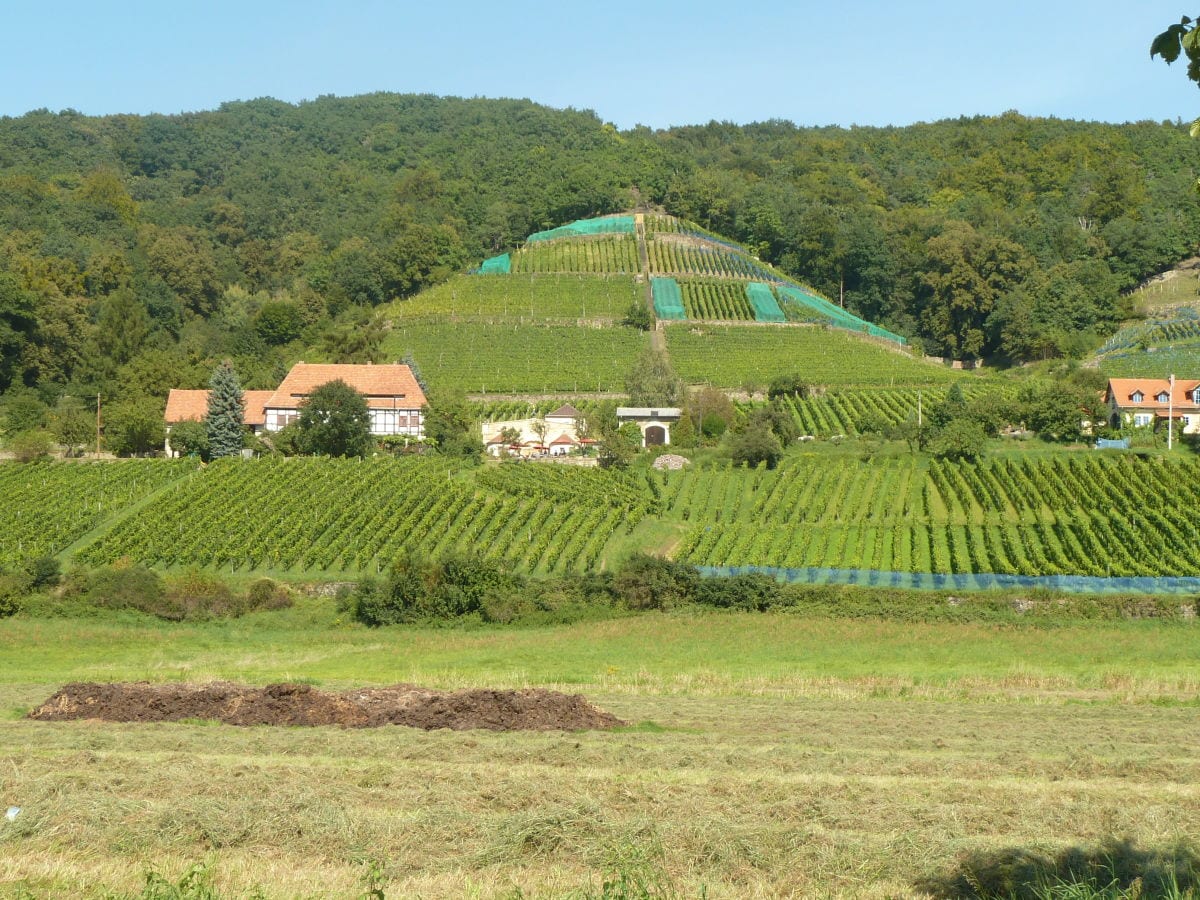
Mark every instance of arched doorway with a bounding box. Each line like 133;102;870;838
645;425;667;446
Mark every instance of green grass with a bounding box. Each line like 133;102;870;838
2;607;1200;897
663;323;960;388
1129;271;1200;313
382;273;640;323
5;602;1200;693
378;320;649;393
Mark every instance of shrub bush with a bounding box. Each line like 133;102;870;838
353;552;524;625
163;570;242;620
247;578;293;611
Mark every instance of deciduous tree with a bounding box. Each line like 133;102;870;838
296;379;372;458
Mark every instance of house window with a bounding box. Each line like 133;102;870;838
1156;392;1170;403
1133;413;1153;427
1192;389;1200;404
1130;391;1144;403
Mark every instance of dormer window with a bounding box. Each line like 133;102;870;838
1131;391;1144;403
1192;388;1200;404
1156;391;1170;403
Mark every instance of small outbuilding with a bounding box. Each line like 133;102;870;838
615;407;682;447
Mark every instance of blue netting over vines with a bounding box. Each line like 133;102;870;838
698;565;1200;595
527;215;635;242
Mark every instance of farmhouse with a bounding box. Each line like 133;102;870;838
1105;377;1200;432
262;363;426;437
163;389;273;456
164;363;427;455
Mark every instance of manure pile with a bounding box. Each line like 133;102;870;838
29;681;624;731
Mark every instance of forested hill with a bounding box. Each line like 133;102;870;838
1;93;1198;412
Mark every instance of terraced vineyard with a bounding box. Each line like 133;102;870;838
510;237;639;274
679;280;756;320
1099;341;1200;378
755;384;1010;437
77;457;657;576
379;321;647;393
665;324;960;387
471;398;604;422
647;236;778;281
386;274;639;322
668;454;1200;577
0;460;194;568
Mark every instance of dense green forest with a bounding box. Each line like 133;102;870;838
1;93;1198;430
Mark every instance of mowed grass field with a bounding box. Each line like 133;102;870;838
2;603;1200;897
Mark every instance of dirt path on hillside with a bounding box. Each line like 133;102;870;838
29;682;626;731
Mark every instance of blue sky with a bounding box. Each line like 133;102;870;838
3;1;1199;128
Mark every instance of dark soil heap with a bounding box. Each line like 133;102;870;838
28;682;625;731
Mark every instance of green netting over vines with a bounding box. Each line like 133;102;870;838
527;215;636;242
652;277;686;320
477;253;511;274
776;285;906;344
745;282;785;322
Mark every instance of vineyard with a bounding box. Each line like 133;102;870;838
6;446;1200;582
387;274;639;323
667;453;1200;577
0;460;194;569
664;324;960;387
378;321;647;394
680;280;756;320
510;237;640;274
646;236;779;281
748;384;1009;437
471;398;604;423
76;457;659;576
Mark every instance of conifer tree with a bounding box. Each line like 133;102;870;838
206;360;245;458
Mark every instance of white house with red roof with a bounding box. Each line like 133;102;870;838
163;388;274;456
1105;377;1200;432
165;363;427;454
481;403;593;457
261;363;426;437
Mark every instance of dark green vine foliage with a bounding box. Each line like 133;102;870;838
205;361;244;459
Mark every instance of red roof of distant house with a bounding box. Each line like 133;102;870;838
549;432;578;445
264;363;427;411
165;389;273;426
547;403;582;419
164;390;207;424
1106;378;1200;410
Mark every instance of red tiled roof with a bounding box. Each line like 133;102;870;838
549;432;578;445
164;390;208;424
264;363;427;411
547;403;582;419
164;390;273;426
241;392;273;426
1106;378;1200;410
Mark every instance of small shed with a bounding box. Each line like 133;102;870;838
616;407;682;447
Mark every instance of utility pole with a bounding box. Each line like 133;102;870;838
1168;373;1175;451
95;393;102;459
